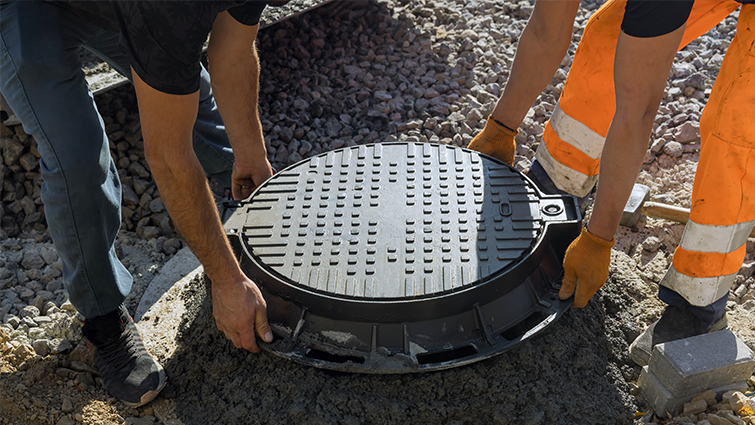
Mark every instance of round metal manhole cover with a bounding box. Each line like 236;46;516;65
223;143;581;373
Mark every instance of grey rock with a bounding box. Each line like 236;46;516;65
149;197;165;214
21;251;45;270
674;121;700;144
128;162;150;179
2;138;24;166
122;184;139;207
18;152;38;172
32;338;51;356
49;338;73;354
3;313;20;328
663;141;684;158
19;305;40;318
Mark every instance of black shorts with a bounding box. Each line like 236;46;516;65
622;0;695;38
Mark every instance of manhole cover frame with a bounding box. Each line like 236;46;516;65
223;142;581;373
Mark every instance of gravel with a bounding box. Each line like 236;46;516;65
1;0;754;424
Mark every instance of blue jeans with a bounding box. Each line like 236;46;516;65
0;1;234;318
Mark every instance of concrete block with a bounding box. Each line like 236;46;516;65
649;330;755;396
638;365;749;417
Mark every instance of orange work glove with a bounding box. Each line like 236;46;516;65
466;117;517;165
559;227;615;308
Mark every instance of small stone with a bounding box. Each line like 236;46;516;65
724;392;749;413
675;121;700;144
684;399;708;416
725;413;745;425
143;226;161;239
374;91;392;101
122;184;139;207
128;162;150;179
32;339;51;356
21;251;45;270
642;236;661;252
42;301;58;315
56;367;75;377
62;398;73;413
19;305;40;318
3;314;20;328
50;338;73;354
76;371;96;388
70;360;99;376
149;197;164;213
33;315;51;325
707;414;733;425
663;141;684;158
693;390;718;407
12;343;35;365
56;416;76;425
467;109;484;121
650;138;666;154
60;301;77;312
18;152;38;172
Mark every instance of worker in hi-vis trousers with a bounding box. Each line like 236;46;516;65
467;0;754;366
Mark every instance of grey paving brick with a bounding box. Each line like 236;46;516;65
649;330;754;396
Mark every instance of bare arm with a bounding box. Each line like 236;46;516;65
587;26;686;241
490;0;580;129
132;14;275;353
207;12;272;200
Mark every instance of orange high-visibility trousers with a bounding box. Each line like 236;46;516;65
536;0;755;306
661;4;755;306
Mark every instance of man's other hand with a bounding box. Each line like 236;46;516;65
212;277;273;352
559;227;614;308
231;157;273;200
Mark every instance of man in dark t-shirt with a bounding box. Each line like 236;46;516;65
0;1;278;406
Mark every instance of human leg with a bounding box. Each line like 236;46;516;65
0;1;130;319
629;4;755;365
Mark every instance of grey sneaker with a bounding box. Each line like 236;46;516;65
82;305;166;407
628;305;728;367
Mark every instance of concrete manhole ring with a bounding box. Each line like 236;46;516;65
222;142;581;373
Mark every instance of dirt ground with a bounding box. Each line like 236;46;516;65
2;241;755;425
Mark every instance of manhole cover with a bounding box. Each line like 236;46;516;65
222;142;581;373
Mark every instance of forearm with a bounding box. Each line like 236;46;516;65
150;150;245;286
491;0;580;129
587;28;685;241
587;115;650;240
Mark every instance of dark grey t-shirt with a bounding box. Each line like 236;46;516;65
51;1;267;95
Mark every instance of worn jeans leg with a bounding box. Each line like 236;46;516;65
0;2;130;318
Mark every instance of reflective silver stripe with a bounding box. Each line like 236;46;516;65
550;102;605;160
680;219;755;254
660;265;735;307
534;142;598;198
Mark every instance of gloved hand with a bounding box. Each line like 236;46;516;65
466;117;517;165
559;227;615;308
